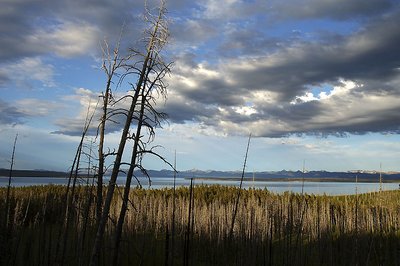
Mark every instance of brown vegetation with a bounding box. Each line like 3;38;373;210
1;185;399;265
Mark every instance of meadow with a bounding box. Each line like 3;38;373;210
1;184;399;265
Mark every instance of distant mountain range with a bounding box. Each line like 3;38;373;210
154;169;400;182
0;168;68;178
1;168;400;182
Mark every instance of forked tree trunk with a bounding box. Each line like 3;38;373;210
90;32;157;266
89;2;169;265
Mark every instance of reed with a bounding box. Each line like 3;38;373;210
1;185;399;265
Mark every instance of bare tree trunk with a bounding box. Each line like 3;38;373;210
97;35;124;226
78;140;96;266
58;102;97;266
97;89;107;225
2;134;18;266
112;92;146;266
171;151;177;265
229;134;251;239
183;178;194;266
89;2;170;265
89;49;150;266
89;85;140;266
112;3;172;263
5;133;18;229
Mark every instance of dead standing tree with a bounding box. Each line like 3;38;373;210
1;134;18;265
5;134;18;230
89;1;171;265
113;15;172;262
57;100;98;266
96;31;127;226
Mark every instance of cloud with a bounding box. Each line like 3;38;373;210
52;88;141;136
0;99;27;126
196;0;271;21
0;0;146;62
52;88;102;136
0;57;55;88
198;0;243;20
170;19;217;46
29;21;101;58
161;7;400;138
2;0;399;140
269;0;394;20
217;27;284;57
0;71;10;86
0;97;62;126
160;92;220;124
225;10;400;100
165;60;400;137
15;98;60;117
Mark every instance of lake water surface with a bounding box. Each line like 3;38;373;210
0;176;398;195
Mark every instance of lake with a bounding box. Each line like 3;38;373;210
1;176;399;195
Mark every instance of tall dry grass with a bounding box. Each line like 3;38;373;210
0;184;399;265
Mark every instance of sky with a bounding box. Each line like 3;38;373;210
1;0;400;173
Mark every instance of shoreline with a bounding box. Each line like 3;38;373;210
2;175;400;184
186;176;400;183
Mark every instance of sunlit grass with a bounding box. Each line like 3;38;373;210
1;185;399;265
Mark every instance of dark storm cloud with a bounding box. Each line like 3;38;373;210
260;101;324;123
163;4;400;138
0;0;149;61
160;98;220;124
169;18;217;45
252;98;400;138
182;78;245;106
4;0;399;138
218;29;286;57
226;9;400;101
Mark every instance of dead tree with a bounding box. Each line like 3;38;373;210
96;31;127;226
89;1;172;265
55;100;97;266
1;133;18;266
229;134;251;240
5;133;18;230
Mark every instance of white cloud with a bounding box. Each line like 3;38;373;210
29;21;101;58
198;0;258;20
201;0;238;18
290;92;318;104
54;87;138;136
320;79;360;99
233;106;257;116
59;87;100;121
167;51;400;138
291;79;361;104
16;98;60;117
0;57;55;88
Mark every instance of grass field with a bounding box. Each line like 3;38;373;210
1;185;399;265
